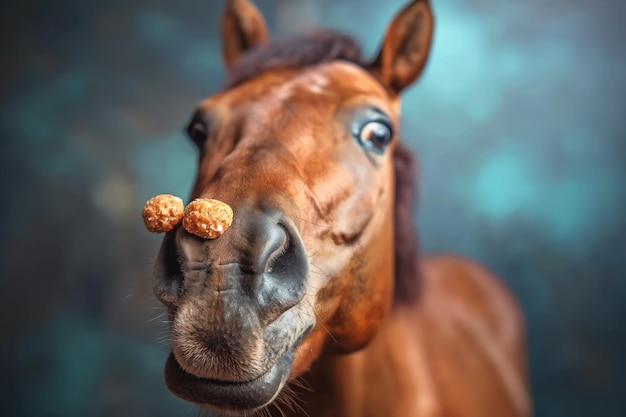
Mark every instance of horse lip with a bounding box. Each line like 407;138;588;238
163;322;313;413
165;349;293;412
163;316;314;412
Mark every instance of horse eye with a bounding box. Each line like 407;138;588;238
358;121;393;154
186;114;209;147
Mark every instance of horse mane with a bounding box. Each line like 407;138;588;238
225;30;421;305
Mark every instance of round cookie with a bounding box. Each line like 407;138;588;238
142;194;185;233
182;198;233;239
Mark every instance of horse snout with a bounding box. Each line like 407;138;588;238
153;204;313;405
153;205;309;322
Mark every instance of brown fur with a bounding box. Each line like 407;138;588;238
151;1;532;416
225;29;422;305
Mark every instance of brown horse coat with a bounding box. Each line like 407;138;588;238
151;1;532;416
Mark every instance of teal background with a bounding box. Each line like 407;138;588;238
1;0;624;416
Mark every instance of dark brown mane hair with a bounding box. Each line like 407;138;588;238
225;30;421;305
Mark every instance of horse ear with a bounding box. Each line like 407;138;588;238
370;0;434;94
221;0;270;68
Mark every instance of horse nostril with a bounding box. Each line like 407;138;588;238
257;214;308;283
264;224;288;275
154;230;185;306
263;223;307;283
256;217;306;281
251;214;308;324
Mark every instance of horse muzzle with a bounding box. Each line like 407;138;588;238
163;327;312;412
152;201;314;411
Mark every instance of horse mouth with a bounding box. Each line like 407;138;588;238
164;348;294;412
163;322;314;413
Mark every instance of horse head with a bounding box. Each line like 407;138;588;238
153;0;433;413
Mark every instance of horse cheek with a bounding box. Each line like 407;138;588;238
326;230;395;352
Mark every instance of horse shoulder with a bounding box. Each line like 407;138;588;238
406;254;532;417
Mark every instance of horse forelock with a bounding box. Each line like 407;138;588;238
225;29;365;88
224;29;421;306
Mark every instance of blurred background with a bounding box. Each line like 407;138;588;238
1;0;624;416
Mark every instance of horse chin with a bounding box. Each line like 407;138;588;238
164;349;294;414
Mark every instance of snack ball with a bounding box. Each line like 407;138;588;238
142;194;184;233
182;198;233;239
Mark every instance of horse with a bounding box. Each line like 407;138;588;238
151;0;532;415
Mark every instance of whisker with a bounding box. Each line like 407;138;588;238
278;390;296;413
295;216;328;228
308;263;328;277
303;297;335;344
144;305;165;310
317;319;337;343
282;381;311;417
272;400;287;417
291;376;314;393
147;311;168;323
